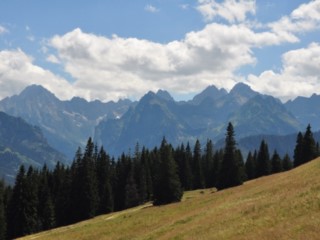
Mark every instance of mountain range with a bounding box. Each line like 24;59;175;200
1;83;320;161
0;85;133;159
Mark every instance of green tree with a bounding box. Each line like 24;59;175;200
203;140;214;188
302;124;316;163
96;147;113;214
0;180;6;240
38;166;55;230
7;166;39;239
153;138;183;205
193;139;205;189
218;123;243;190
282;153;293;171
245;151;256;180
256;140;270;177
271;150;282;174
293;132;304;167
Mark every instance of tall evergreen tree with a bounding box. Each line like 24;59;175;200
218;123;243;190
193;139;205;189
203;140;214;188
38;166;55;230
0;180;6;240
7;166;39;239
293;132;304;167
153;138;183;205
96;147;113;214
271;150;282;174
302;124;316;163
245;151;256;180
282;153;293;171
256;140;270;177
124;164;140;208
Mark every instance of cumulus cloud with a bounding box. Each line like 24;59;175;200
0;49;73;100
247;43;320;101
49;22;292;101
197;0;256;23
144;4;159;13
268;0;320;43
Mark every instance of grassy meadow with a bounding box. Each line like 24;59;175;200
20;158;320;240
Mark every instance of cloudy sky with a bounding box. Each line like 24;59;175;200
0;0;319;102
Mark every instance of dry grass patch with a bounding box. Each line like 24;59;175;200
20;158;320;240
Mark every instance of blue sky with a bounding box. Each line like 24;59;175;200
0;0;319;102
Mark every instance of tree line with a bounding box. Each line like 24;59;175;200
0;123;318;239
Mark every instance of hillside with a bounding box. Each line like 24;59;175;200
20;158;320;240
0;112;67;183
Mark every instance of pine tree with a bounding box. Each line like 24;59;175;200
245;151;255;180
256;140;270;177
282;153;293;171
271;150;282;174
193;139;205;189
203;140;214;188
96;147;113;214
7;166;39;239
0;180;6;240
302;124;316;163
124;165;140;208
218;123;243;190
293;132;304;167
38;166;55;230
153;138;183;205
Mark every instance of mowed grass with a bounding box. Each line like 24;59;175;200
21;158;320;240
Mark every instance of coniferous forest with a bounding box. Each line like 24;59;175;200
0;123;319;239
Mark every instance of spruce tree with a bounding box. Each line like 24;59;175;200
256;140;270;177
193;139;204;189
124;165;140;208
282;153;293;171
203;140;214;188
96;147;113;214
245;151;256;180
218;123;243;190
271;150;282;174
153;138;183;205
302;124;316;163
0;180;6;240
7;166;39;239
293;132;304;167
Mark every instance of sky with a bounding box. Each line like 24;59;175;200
0;0;320;102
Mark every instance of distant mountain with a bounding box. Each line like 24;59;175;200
0;111;67;183
285;94;320;131
0;85;133;159
191;85;227;105
230;95;302;138
95;83;301;156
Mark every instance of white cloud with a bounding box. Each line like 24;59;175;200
268;0;320;43
144;4;159;13
46;54;60;64
0;25;8;34
247;43;320;101
197;0;256;23
47;19;300;102
0;49;73;100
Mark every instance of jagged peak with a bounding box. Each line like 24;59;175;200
19;84;58;100
156;89;174;102
192;85;227;104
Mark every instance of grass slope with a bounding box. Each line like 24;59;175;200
21;158;320;240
